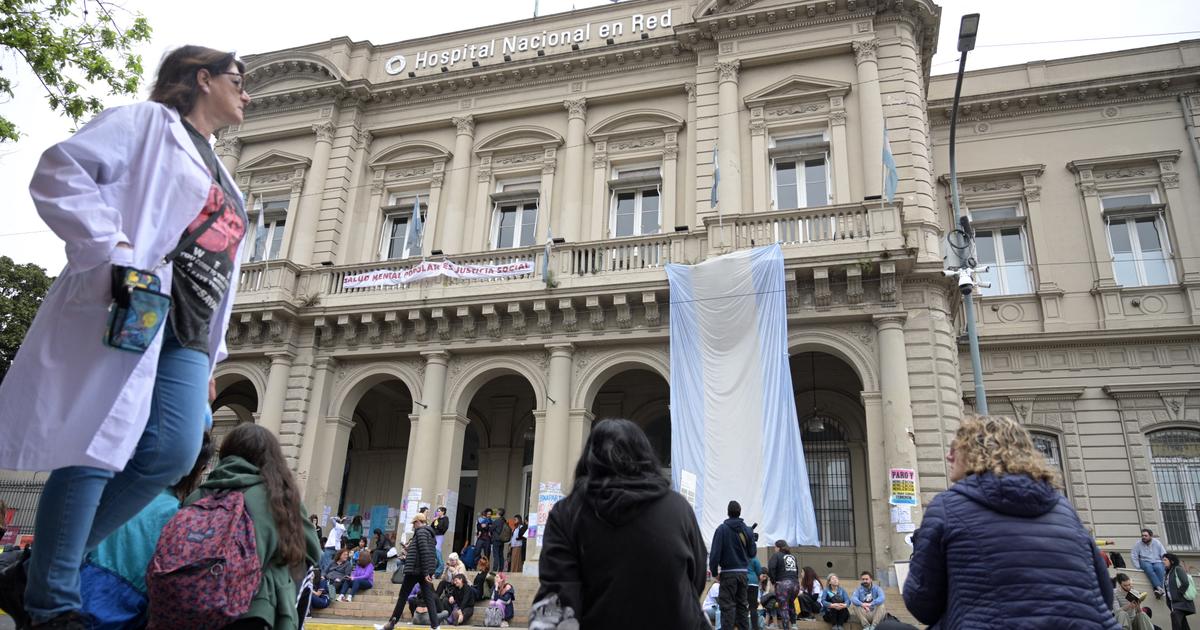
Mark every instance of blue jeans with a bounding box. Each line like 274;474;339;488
1142;559;1167;590
320;547;337;573
338;578;372;597
25;326;208;623
492;539;505;571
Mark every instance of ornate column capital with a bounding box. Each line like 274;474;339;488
872;313;907;330
312;120;336;144
749;120;767;136
563;98;587;120
353;129;373;152
684;82;697;103
215;135;242;159
421;350;451;367
852;39;878;64
715;60;740;84
267;351;296;364
546;343;575;358
830;111;847;126
452;115;475;136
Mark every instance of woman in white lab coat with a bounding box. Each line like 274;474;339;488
0;45;251;629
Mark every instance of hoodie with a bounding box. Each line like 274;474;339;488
534;472;709;629
186;455;321;630
903;472;1119;630
709;517;756;576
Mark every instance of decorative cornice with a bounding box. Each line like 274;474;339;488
929;70;1200;128
214;136;242;159
1103;383;1200;399
684;82;696;103
963;386;1085;404
1067;150;1182;173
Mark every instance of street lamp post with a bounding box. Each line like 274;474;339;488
946;13;990;415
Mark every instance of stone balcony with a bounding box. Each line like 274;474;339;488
227;201;908;348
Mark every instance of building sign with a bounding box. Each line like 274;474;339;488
343;258;534;289
889;467;917;505
385;8;674;74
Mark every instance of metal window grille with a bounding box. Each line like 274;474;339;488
1031;432;1064;473
0;478;48;538
802;421;854;547
1149;430;1200;550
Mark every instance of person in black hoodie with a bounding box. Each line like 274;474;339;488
532;418;708;629
710;500;757;630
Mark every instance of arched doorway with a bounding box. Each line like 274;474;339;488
790;351;873;576
454;374;537;557
211;377;259;470
339;378;413;533
590;368;671;473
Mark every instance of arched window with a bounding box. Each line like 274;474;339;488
802;421;854;547
1149;429;1200;549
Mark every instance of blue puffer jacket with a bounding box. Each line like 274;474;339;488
903;473;1119;630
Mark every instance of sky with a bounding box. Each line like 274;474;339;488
2;0;1198;273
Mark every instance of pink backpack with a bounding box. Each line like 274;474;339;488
146;490;261;630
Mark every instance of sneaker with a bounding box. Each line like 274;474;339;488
346;595;353;602
501;622;510;628
1155;587;1165;599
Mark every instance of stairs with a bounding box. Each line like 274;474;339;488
310;571;923;628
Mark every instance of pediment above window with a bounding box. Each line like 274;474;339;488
369;140;453;170
237;150;311;192
474;126;563;157
239;149;311;172
744;75;852;110
244;52;343;94
588;109;683;141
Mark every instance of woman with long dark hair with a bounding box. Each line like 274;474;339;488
0;44;251;629
175;423;320;629
904;415;1119;629
798;566;822;620
767;540;800;630
1164;553;1195;630
532;418;708;629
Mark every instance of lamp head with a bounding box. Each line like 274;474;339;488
957;14;980;53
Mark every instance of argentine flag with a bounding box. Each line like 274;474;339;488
667;244;819;548
882;118;899;203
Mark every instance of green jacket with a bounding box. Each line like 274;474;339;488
189;455;321;630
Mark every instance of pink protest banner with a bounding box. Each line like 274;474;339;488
342;259;534;289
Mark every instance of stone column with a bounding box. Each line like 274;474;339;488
421;166;446;255
684;82;698;229
289;121;336;266
535;151;558;244
854;40;884;199
406;351;450;510
258;352;294;435
561;99;587;242
662;136;679;232
401;413;420;514
526;346;572;567
715;61;743;214
434;414;470;545
361;181;386;261
874;314;923;569
318;415;355;513
215;135;242;177
441;116;476;255
749;117;768;212
298;357;337;505
337;129;373;266
524;410;547;567
565;409;594;487
830;111;852;203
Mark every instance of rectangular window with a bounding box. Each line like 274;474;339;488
969;205;1033;296
609;165;662;238
771;134;830;210
380;194;427;260
494;201;538;249
1101;192;1173;287
243;198;289;263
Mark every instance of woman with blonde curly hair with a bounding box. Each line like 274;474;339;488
902;415;1119;629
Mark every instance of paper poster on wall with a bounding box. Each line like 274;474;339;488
896;522;916;533
404;488;422;536
347;503;361;517
445;490;459;527
679;469;698;510
535;481;564;547
526;512;538;540
320;505;332;527
888;468;917;505
890;505;912;525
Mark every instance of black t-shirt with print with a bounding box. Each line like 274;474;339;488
171;121;246;353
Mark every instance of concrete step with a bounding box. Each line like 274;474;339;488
314;572;924;628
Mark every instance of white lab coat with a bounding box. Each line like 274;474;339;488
0;101;244;472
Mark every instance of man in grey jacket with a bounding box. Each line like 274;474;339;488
1131;528;1168;598
382;512;441;629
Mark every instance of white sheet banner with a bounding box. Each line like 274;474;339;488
342;259;534;289
666;244;819;548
